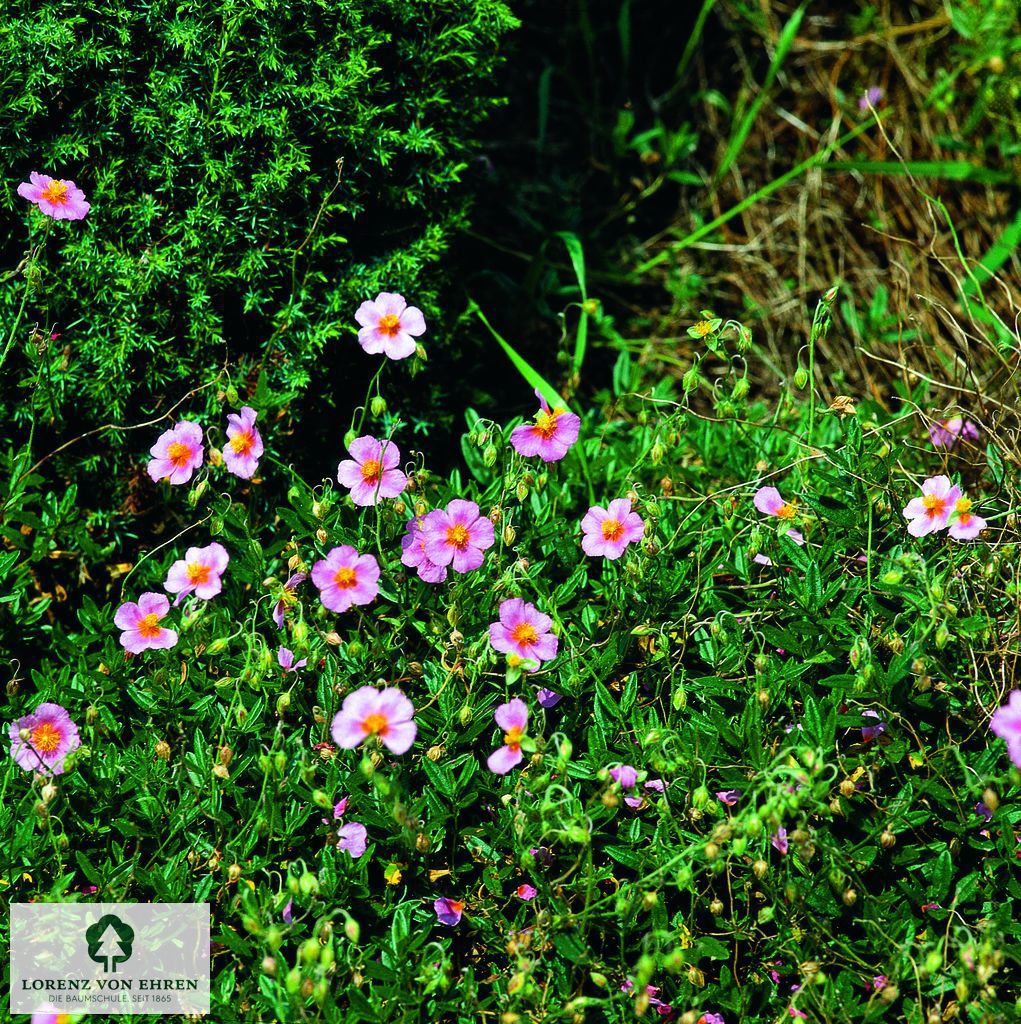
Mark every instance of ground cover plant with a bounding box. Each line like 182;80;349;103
3;3;1021;1023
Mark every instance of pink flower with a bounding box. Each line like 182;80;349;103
872;975;887;991
400;513;448;583
699;1015;725;1024
716;789;740;806
789;1009;807;1020
902;476;961;537
148;421;204;485
273;572;307;628
921;902;940;912
311;546;380;613
355;292;426;360
18;172;90;220
433;897;464;926
277;647;307;673
487;699;528;775
510;389;581;462
948;495;986;540
515;884;537;901
929;417;978;449
9;703;80;776
861;710;886;742
333;797;349;819
754;486;798;521
580;498;644;559
337;436;406;506
858;86;884;109
31;1008;77;1024
331;686;417;755
422;500;495;574
164;542;229;603
610;764;638;789
337;821;368;859
536;688;562;708
114;592;178;653
489;599;558;669
223;406;264;480
771;828;789;855
282;899;293;924
990;690;1021;768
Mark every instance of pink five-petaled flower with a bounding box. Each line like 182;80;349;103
333;797;349;819
487;698;528;775
331;686;417;755
610;764;638;790
277;647;307;674
223;407;264;480
18;172;90;220
872;975;887;992
114;593;178;653
716;789;740;806
949;496;987;541
515;884;537;901
311;546;380;613
489;599;558;670
536;688;562;708
164;542;229;603
148;421;204;485
401;513;448;584
355;292;426;360
990;690;1021;768
580;498;644;560
754;486;805;548
861;710;886;742
929;417;979;449
902;475;961;537
423;500;495;574
772;828;789;855
9;703;80;776
433;897;464;926
337;821;368;859
273;572;307;629
510;389;581;463
337;436;406;506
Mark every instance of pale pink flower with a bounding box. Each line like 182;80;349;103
433;897;464;926
337;821;368;859
114;592;178;653
754;486;798;520
489;598;557;670
355;292;426;360
948;496;987;540
277;647;307;673
771;828;789;855
872;975;887;992
223;406;264;480
337;435;406;506
580;498;644;559
858;86;884;110
311;546;380;613
273;572;307;629
31;1007;78;1024
333;797;349;819
536;688;562;708
515;884;537;901
929;417;979;449
487;698;528;775
164;542;229;603
610;764;638;790
331;686;417;755
990;690;1021;768
400;513;448;584
510;389;581;462
422;500;495;574
902;476;961;537
18;172;90;220
148;421;204;485
9;703;80;776
716;789;740;806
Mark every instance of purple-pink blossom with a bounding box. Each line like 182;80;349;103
515;884;537;901
337;436;407;506
333;797;349;818
536;688;562;708
277;647;307;673
861;710;886;743
337;821;368;859
771;828;789;855
422;500;495;574
18;172;90;220
580;498;644;559
990;690;1021;768
489;598;558;670
510;389;581;462
433;897;464;926
400;513;448;584
902;476;961;537
311;546;380;613
9;703;80;776
164;542;229;603
929;417;978;449
355;292;426;360
331;686;417;755
948;495;987;540
487;698;528;775
716;789;740;806
610;764;638;790
223;406;264;480
114;593;179;653
273;572;306;628
148;421;204;485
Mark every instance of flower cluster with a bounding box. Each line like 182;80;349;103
902;475;986;540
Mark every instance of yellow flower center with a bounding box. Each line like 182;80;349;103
503;725;523;749
378;314;401;337
31;722;62;754
955;497;971;515
137;612;162;638
362;713;389;737
229;430;254;456
922;494;947;519
693;320;713;337
511;622;539;647
776;502;797;520
167;441;192;467
446;524;470;550
534;409;560;439
187;562;211;585
334;567;357;589
360;458;382;484
41;180;69;205
601;518;624;541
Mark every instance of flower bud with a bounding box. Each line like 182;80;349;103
187;480;208;507
227;863;242;883
370;396;387;417
794;366;809;390
842;888;857;906
879;830;896;849
325;631;343;646
752;859;768;879
41;782;58;804
732;377;750;401
502;525;516;545
276;693;291;716
515;480;529;502
343;429;356;449
261;956;277;976
344;915;360;943
710;898;724;915
483;444;498;467
206;637;229;656
155;739;171;761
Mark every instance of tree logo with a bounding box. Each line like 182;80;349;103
85;914;135;972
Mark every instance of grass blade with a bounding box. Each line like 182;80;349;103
557;231;589;376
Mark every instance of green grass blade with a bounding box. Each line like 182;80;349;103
675;0;718;83
826;159;1015;184
557;231;589;377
